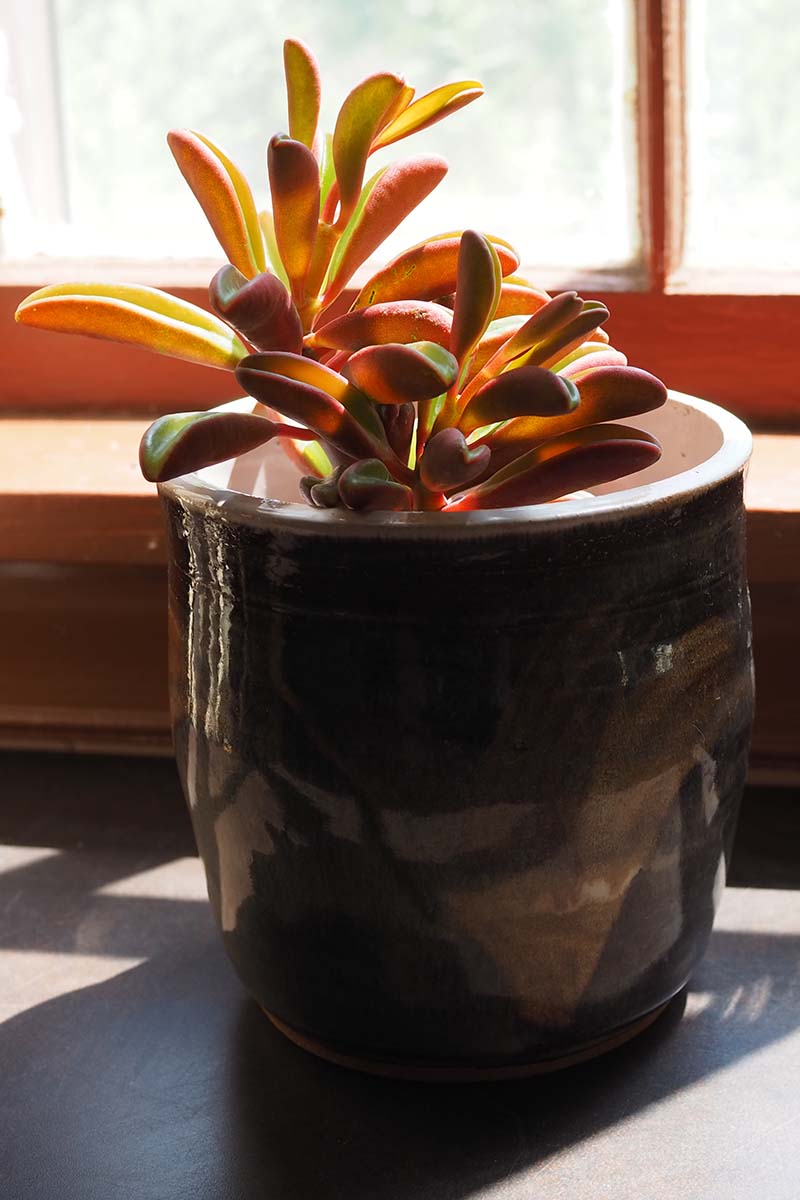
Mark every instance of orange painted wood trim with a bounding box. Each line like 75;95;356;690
4;283;798;427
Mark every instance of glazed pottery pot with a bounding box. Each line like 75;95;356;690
160;393;754;1079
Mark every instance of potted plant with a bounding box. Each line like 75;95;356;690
16;39;753;1079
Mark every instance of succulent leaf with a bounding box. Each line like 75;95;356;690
551;342;626;374
322;156;449;308
372;80;484;150
447;425;662;511
283;38;322;152
449;230;502;367
459;366;580;435
458;291;584;406
167;130;265;278
257;210;291;288
309;300;453;351
303;465;345;507
419;427;490;491
377;402;416;462
342;340;459;405
293;439;334;480
139;409;309;483
557;348;629;378
337;459;415;511
235;357;407;475
573;365;668;415
332;72;407;227
209;266;303;354
474;366;668;473
241;349;386;440
15;282;247;369
492;282;551;319
353;232;519;308
515;304;611;371
267;135;321;303
319;133;336;206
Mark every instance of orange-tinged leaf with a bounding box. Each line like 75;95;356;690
343;341;459;404
551;341;625;373
493;282;551;319
15;282;247;369
462;316;528;383
305;221;339;302
447;425;662;511
459;366;579;435
309;300;453;351
558;348;628;378
379;83;417;131
322;156;448;306
267;135;320;302
332;72;406;227
167;129;265;278
353;232;519;308
235;357;409;478
458;291;583;406
139;409;313;483
241;349;386;440
450;230;502;366
283;38;321;152
372;80;484;150
514;306;611;372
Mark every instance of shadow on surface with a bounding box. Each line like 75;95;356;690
2;754;798;1198
2;920;798;1200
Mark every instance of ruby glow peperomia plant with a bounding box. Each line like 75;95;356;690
15;39;667;513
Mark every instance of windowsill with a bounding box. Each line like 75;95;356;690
0;416;798;773
0;416;797;565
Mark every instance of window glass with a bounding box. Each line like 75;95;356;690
684;0;800;271
4;0;638;270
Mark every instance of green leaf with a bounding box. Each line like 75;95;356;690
332;72;406;227
257;210;291;289
283;38;322;152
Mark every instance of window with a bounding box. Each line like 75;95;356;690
0;0;797;769
2;0;799;422
4;0;639;271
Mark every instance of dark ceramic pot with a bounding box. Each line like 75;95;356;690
160;393;753;1079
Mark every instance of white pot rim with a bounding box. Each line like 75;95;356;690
160;391;752;538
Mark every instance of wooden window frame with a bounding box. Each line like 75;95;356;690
2;0;799;426
1;0;798;774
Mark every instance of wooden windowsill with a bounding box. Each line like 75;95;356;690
0;416;797;564
0;417;798;775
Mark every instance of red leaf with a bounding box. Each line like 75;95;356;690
448;425;662;511
209;266;303;354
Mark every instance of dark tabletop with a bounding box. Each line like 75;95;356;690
2;751;799;1200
